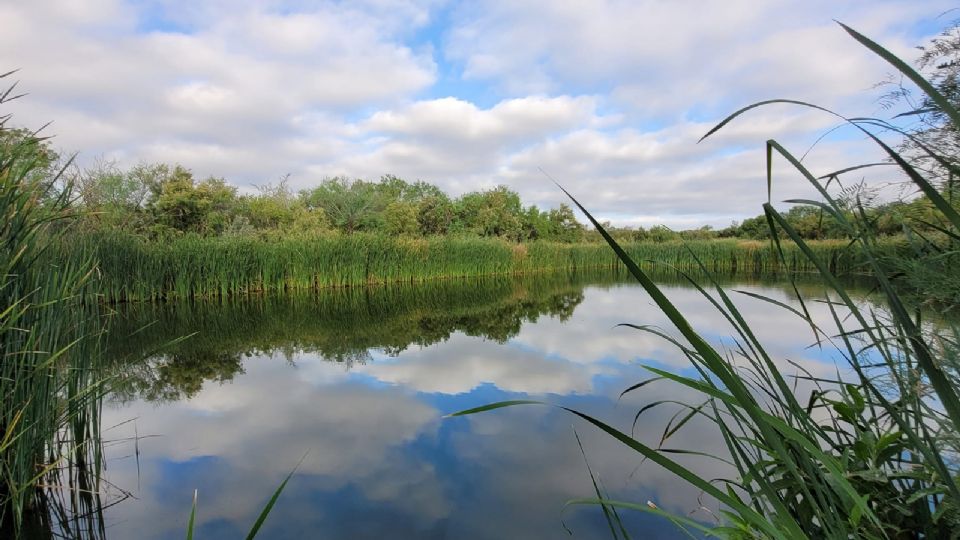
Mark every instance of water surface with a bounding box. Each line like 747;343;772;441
98;272;861;539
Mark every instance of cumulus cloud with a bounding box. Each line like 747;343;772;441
356;333;613;395
99;354;444;538
1;0;436;180
95;279;873;536
0;0;950;224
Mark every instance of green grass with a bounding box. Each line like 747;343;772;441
452;23;960;538
0;76;107;536
62;231;890;303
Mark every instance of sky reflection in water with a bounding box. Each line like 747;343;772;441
99;272;859;539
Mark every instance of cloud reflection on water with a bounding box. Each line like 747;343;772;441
100;274;868;538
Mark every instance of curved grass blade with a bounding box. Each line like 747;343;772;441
838;22;960;130
186;489;197;540
817;162;892;180
450;398;793;539
446;400;542;417
574;429;629;540
243;453;308;540
618;376;667;401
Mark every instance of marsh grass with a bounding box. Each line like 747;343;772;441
453;24;960;538
0;74;107;536
67;231;880;303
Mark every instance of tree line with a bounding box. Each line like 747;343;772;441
2;127;952;246
63;157;587;243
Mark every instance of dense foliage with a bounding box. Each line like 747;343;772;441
5;125;944;246
61;156;588;243
66;232;875;302
0;85;105;536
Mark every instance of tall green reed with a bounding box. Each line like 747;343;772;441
0;74;106;537
67;231;879;303
453;23;960;538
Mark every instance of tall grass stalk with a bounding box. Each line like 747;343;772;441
453;24;960;538
0;75;106;536
68;231;884;303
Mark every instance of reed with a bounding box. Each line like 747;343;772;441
62;231;890;303
0;76;106;536
453;24;960;538
100;272;602;402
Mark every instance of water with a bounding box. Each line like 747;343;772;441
97;272;861;539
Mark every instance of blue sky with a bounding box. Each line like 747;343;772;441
1;0;953;227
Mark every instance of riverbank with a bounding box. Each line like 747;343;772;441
67;231;897;302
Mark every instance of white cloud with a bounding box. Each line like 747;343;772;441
94;278;877;536
99;353;445;537
356;333;613;394
0;0;951;224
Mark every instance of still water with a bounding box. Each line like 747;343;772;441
98;271;860;539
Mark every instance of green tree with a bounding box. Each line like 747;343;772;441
301;177;386;233
151;166;207;233
196;176;238;234
77;160;152;230
239;180;297;232
288;207;331;236
0;127;59;186
456;186;524;240
546;203;585;242
647;224;679;242
383;200;419;236
417;193;455;235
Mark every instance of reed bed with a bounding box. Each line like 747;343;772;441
64;231;890;303
0;81;106;535
101;272;603;402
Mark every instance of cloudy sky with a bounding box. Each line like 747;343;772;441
1;0;952;227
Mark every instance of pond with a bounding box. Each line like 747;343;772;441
96;271;867;539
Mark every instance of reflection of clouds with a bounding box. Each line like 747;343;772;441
445;385;735;538
514;283;852;379
100;353;445;539
353;282;854;398
97;279;872;538
355;334;614;395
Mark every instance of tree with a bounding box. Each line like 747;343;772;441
647;225;679;242
417;194;455;235
150;166;207;233
520;205;550;241
300;177;386;233
77;159;152;230
881;20;960;196
0;127;59;185
383;200;419;236
546;203;585;242
456;186;524;240
196;176;238;234
239;180;296;232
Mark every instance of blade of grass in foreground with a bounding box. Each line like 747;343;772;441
574;429;630;540
243;454;306;540
184;454;305;540
448;400;790;539
186;489;197;540
562;185;878;533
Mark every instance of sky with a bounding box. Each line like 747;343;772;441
0;0;954;228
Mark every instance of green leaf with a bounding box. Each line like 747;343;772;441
244;453;307;540
186;489;198;540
